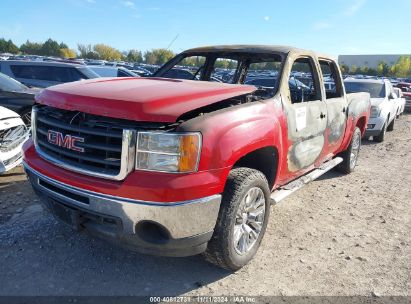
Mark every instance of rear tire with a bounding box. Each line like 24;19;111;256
204;167;271;271
374;121;387;142
337;127;361;174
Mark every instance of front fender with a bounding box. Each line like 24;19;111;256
177;99;285;171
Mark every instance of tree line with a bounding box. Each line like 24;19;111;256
1;37;410;76
339;56;411;78
0;37;176;65
0;37;175;64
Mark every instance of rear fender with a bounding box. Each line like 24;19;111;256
340;93;370;151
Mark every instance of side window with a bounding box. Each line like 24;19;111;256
70;68;87;81
289;57;321;103
117;70;129;77
319;60;343;99
11;65;69;82
11;65;36;79
51;67;71;82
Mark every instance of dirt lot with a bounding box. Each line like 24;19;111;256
0;114;410;297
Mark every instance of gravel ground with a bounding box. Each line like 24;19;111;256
0;114;410;297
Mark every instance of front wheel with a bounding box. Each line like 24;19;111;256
374;120;387;142
204;168;271;271
337;127;361;174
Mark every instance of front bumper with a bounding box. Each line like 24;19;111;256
24;162;222;257
365;116;386;137
0;133;29;174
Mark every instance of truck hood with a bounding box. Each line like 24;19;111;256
0;106;21;120
370;98;386;107
35;77;257;122
0;106;24;130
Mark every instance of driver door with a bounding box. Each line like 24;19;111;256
284;57;328;174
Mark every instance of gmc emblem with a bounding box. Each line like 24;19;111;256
47;130;85;153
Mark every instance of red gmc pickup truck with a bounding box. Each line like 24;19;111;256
23;45;370;270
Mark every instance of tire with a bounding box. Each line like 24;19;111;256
387;116;395;131
337;127;361;174
374;120;387;142
20;108;32;127
203;167;271;271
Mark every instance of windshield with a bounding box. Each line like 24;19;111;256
156;52;282;80
344;82;386;98
0;72;28;91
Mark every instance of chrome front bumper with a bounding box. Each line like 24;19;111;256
24;162;222;256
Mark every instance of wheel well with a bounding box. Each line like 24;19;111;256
356;116;367;135
233;146;278;189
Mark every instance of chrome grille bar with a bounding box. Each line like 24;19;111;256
32;106;136;181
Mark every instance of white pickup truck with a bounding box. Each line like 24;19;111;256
344;79;400;142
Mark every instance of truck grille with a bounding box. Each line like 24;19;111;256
33;106;137;180
0;125;28;152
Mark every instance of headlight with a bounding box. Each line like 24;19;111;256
370;106;381;118
136;132;201;173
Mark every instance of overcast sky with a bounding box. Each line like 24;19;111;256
1;0;410;56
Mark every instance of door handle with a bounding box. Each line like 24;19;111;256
320;112;326;119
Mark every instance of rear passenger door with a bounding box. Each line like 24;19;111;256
319;59;347;155
285;57;328;173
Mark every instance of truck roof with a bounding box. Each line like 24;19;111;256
183;44;335;60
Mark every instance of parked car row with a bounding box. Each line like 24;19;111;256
344;78;405;142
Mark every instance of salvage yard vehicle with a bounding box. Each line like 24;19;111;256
23;45;370;270
88;66;139;78
393;88;406;117
395;82;411;112
344;79;398;142
0;106;29;173
0;72;39;126
0;61;100;88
